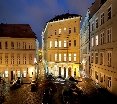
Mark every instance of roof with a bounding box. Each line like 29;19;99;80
48;13;81;22
89;0;107;18
0;24;37;38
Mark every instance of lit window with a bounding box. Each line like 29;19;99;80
64;54;66;61
23;71;26;77
5;71;8;77
95;35;98;46
50;41;52;48
64;28;66;31
17;71;20;78
55;41;57;48
59;54;61;61
107;27;112;43
59;29;61;34
108;6;112;20
91;37;94;47
107;51;112;67
55;54;57;61
74;54;76;61
69;54;71;61
59;41;61;47
64;40;67;47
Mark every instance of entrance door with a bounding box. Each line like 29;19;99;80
64;67;66;78
68;67;71;77
11;71;13;80
74;68;76;77
59;67;61;76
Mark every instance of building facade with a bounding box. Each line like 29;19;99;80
0;24;38;83
89;0;117;95
42;13;81;78
80;10;90;78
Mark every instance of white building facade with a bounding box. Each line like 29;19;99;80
42;13;81;78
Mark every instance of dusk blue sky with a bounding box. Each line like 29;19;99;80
0;0;95;47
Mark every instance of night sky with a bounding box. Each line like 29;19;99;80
0;0;95;47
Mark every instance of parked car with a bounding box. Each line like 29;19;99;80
31;80;37;92
10;79;21;90
55;76;66;84
0;92;5;104
69;76;78;84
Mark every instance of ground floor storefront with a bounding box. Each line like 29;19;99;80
0;65;37;83
90;64;117;95
45;62;80;78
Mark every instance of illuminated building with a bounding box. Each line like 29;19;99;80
89;0;117;95
0;24;38;83
42;13;81;78
80;10;90;78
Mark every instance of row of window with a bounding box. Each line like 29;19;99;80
90;5;112;31
0;41;33;49
1;70;34;78
53;27;77;35
50;53;77;62
49;40;77;48
91;51;112;67
91;27;112;47
0;53;33;65
95;71;111;88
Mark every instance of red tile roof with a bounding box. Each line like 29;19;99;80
0;24;37;38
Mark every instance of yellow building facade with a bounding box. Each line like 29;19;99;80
89;0;117;95
0;24;38;83
42;13;81;78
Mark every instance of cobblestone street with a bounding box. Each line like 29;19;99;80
1;77;117;104
2;84;40;104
